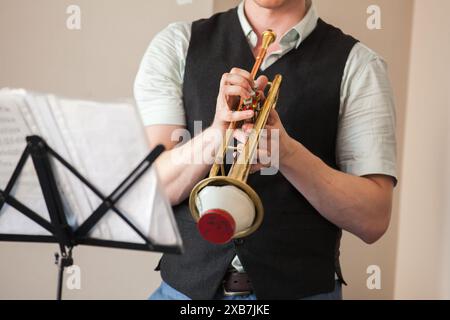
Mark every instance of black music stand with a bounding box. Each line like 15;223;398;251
0;135;182;300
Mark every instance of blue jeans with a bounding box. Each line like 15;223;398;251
149;280;342;300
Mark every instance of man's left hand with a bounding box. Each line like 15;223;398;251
233;104;294;174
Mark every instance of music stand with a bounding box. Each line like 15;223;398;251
0;135;182;299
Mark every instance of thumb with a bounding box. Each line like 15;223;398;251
266;109;280;126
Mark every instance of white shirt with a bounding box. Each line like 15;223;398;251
134;1;397;272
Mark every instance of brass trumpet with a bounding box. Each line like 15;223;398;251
189;30;282;244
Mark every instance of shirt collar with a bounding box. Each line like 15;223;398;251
237;0;319;50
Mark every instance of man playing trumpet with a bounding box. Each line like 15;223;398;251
135;0;396;300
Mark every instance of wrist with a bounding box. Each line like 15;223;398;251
279;136;300;168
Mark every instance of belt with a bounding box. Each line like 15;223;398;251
222;271;253;296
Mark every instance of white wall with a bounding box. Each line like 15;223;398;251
394;0;450;299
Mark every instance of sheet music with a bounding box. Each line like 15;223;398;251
0;89;182;247
26;93;89;230
0;90;51;235
54;96;181;245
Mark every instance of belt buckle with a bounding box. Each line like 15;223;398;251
223;283;252;297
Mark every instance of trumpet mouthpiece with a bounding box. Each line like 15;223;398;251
262;29;277;49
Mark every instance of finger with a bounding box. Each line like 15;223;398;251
252;76;269;102
222;85;252;100
250;164;264;174
221;73;253;92
222;110;254;122
255;75;269;92
230;68;253;84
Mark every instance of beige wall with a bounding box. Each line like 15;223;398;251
0;0;213;100
314;0;414;300
394;0;450;299
214;0;240;13
0;0;215;300
0;0;446;300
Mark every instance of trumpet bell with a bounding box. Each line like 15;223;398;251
189;177;264;244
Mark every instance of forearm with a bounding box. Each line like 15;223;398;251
280;138;392;244
155;126;222;205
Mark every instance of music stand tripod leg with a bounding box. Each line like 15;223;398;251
54;246;73;300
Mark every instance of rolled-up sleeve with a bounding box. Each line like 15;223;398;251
134;22;191;127
337;43;397;183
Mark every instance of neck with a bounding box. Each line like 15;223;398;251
244;0;307;42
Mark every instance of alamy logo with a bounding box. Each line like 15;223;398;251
367;5;382;30
66;265;81;290
366;265;381;290
66;5;81;30
176;0;193;5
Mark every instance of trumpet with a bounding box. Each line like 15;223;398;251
189;30;283;244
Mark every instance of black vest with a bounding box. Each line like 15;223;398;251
159;8;358;300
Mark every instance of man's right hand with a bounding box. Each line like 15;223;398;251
212;67;268;131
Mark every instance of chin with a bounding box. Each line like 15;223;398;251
252;0;297;9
